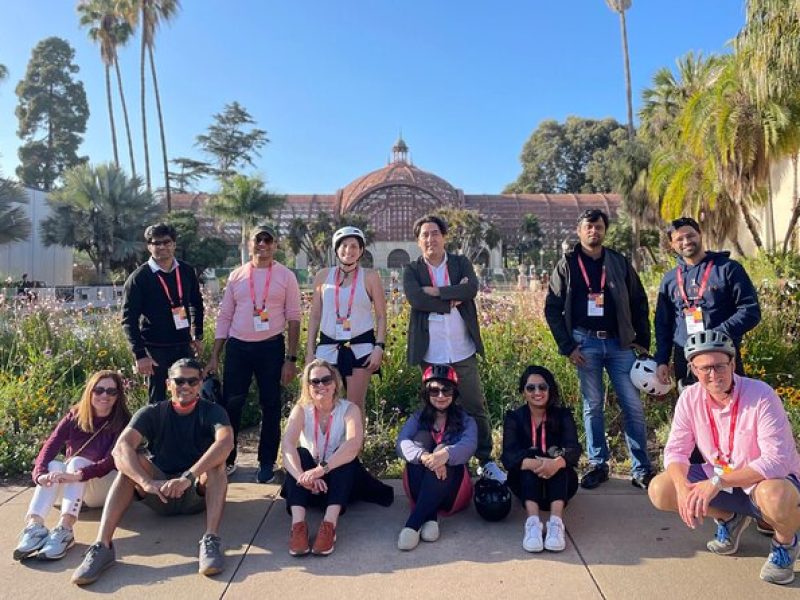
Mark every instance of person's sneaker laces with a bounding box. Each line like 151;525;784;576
760;535;800;585
478;461;507;484
256;463;275;484
198;533;224;576
289;522;310;556
522;516;544;553
38;525;75;560
311;521;336;556
225;463;237;477
13;522;49;561
71;542;116;586
544;517;566;552
706;513;752;555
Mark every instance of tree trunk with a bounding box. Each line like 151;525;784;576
782;154;800;253
619;10;635;141
148;45;171;211
140;9;151;192
240;220;248;265
115;58;136;178
105;64;119;168
737;196;763;250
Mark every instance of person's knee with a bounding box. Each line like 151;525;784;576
47;460;67;473
66;456;93;473
202;463;228;495
755;480;799;520
647;473;674;511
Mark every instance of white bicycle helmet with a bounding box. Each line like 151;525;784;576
332;226;366;253
630;357;673;396
683;330;735;361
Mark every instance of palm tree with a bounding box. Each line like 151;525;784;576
0;177;31;244
207;174;285;264
0;63;7;83
605;0;634;140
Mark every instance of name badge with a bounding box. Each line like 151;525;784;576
587;293;604;317
713;462;733;494
684;307;705;335
253;310;270;332
428;312;445;322
172;306;189;330
335;317;352;340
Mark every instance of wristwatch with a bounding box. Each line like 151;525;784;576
319;461;329;474
710;474;723;489
286;355;298;363
375;342;386;349
181;470;197;485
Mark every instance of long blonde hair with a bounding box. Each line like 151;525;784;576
298;359;344;406
73;370;131;433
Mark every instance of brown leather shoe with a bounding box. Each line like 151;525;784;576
289;522;310;556
311;521;336;556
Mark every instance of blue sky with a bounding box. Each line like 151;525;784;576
0;1;746;195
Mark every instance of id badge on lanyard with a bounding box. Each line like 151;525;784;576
713;460;734;494
250;263;273;332
172;306;189;330
335;317;352;340
684;307;705;334
678;262;713;335
253;310;270;332
578;255;605;317
587;293;604;317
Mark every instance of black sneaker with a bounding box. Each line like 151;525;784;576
256;464;275;484
580;466;609;489
631;472;655;490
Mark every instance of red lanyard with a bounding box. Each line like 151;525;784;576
704;391;739;466
155;263;183;307
431;417;447;445
427;262;450;287
530;412;547;451
676;261;714;309
314;407;334;463
576;254;605;294
248;262;273;313
334;266;359;320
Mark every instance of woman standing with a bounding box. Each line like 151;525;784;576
13;370;131;561
501;365;581;553
306;227;386;420
396;364;477;551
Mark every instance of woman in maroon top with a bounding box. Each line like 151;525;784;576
13;370;131;561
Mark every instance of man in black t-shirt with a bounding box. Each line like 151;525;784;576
72;359;233;586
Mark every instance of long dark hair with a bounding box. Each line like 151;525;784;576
417;380;464;436
518;365;562;409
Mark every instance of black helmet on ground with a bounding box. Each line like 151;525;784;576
473;476;512;522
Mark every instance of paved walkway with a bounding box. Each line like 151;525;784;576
0;469;795;600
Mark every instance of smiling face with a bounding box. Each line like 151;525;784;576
308;365;336;405
523;374;549;411
670;225;703;260
426;380;455;412
250;233;277;263
167;366;202;406
417;222;446;263
90;377;119;417
336;237;364;267
690;351;734;397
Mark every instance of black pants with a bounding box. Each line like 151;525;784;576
404;462;465;530
513;467;578;511
146;343;193;404
283;448;358;510
220;336;284;465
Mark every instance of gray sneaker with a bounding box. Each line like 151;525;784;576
760;536;800;585
13;523;49;561
707;514;752;555
198;534;224;576
71;542;116;586
38;525;75;560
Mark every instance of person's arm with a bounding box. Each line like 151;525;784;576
627;259;651;351
654;278;676;366
185;422;234;479
396;412;427;463
282;270;302;384
364;269;387;370
111;426;165;501
403;264;452;313
557;407;582;468
500;410;529;471
78;430;123;481
281;404;307;481
304;270;327;362
746;388;797;481
443;414;478;465
121;272;147;360
437;256;479;302
207;277;236;374
306;403;364;483
32;413;72;484
717;262;761;339
663;392;698;469
543;260;576;356
187;264;204;350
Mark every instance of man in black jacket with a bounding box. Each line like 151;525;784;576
122;223;204;404
403;214;505;482
545;209;654;490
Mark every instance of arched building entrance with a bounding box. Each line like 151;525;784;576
387;249;411;269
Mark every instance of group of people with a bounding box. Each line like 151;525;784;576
10;209;800;587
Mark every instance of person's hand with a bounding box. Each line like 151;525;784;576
532;457;562;479
281;361;298;386
135;356;158;376
685;479;720;525
450;300;462;308
656;364;672;387
203;356;219;377
297;466;322;487
568;347;586;368
459;277;468;284
191;339;204;357
632;344;649;357
141;479;169;503
160;477;191;499
433;464;448;480
55;472;82;483
676;480;698;528
312;478;328;494
422;286;440;297
364;346;384;372
36;472;60;487
521;457;540;472
425;448;449;471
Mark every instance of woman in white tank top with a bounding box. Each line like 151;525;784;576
305;226;387;423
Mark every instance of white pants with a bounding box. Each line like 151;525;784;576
26;457;115;521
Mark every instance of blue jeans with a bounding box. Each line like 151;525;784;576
572;329;652;477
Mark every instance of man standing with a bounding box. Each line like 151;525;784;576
71;358;233;585
122;223;204;404
206;224;301;483
545;209;653;490
648;331;800;585
403;214;504;481
655;217;760;388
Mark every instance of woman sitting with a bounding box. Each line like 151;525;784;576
282;359;392;556
396;364;477;551
13;370;131;561
502;365;581;553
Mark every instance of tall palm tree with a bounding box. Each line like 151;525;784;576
0;177;31;245
0;64;7;83
605;0;634;140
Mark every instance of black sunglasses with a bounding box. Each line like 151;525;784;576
428;385;455;397
525;383;549;393
148;239;173;246
92;386;119;396
254;234;273;244
309;375;334;386
172;377;200;386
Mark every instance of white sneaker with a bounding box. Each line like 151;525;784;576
38;526;75;560
544;516;566;552
522;516;544;552
479;461;507;484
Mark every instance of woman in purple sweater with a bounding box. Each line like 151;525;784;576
13;370;131;561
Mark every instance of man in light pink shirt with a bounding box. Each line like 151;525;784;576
649;330;800;585
207;224;301;484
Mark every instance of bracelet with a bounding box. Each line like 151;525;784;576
375;342;385;349
286;355;298;363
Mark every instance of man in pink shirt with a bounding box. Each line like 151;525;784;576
207;224;301;483
649;330;800;585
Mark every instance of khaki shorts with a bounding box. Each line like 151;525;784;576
135;464;206;516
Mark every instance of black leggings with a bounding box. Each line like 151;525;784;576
404;462;465;530
515;467;578;511
283;447;357;511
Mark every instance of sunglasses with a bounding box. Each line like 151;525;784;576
92;386;119;396
171;377;200;387
309;375;334;387
428;385;455;397
525;383;549;393
254;234;273;244
148;239;173;247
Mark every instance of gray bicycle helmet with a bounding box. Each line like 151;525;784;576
683;330;736;361
332;226;366;253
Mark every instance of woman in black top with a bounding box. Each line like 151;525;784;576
501;365;581;553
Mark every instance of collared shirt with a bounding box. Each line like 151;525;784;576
147;256;179;273
422;255;476;364
214;261;301;342
663;374;800;493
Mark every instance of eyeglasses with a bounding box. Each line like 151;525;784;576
254;234;273;244
525;383;549;393
92;386;119;396
148;239;173;247
309;375;334;387
171;377;200;386
691;361;732;375
428;385;455;397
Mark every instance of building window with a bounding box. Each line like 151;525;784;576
387;248;411;269
361;250;374;268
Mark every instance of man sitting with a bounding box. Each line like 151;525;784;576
648;331;800;585
71;358;233;585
